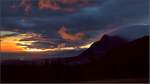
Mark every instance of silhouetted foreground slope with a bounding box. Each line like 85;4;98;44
1;36;149;83
81;36;149;82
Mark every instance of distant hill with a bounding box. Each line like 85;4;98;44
78;35;127;59
82;36;149;81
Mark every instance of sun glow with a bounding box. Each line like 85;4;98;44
79;42;93;49
0;33;37;52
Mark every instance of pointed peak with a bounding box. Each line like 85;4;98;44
98;34;110;42
101;34;110;39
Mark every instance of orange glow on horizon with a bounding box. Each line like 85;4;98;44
0;32;93;53
0;33;35;53
0;41;25;52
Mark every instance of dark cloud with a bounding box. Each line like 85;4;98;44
26;41;56;49
19;34;52;42
1;0;148;37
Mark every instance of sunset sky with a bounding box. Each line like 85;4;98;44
0;0;149;60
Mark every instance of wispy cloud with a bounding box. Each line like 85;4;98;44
0;30;18;37
58;26;85;41
14;0;93;14
20;0;32;15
